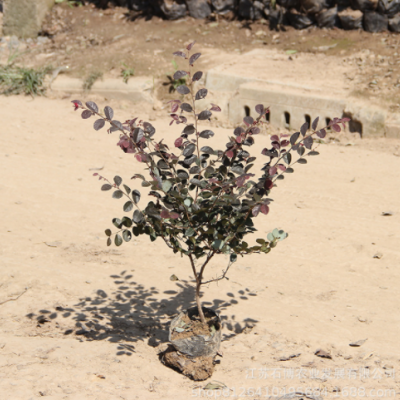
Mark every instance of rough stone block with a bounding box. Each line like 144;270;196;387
3;0;54;38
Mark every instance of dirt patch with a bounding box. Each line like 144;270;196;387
2;3;400;107
161;345;216;381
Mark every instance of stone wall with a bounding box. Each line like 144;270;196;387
2;0;55;38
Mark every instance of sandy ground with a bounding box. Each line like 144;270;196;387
1;93;400;400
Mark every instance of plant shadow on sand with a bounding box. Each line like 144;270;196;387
27;270;258;356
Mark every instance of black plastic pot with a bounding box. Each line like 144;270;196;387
169;307;222;358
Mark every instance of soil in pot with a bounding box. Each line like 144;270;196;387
162;307;222;380
170;309;217;341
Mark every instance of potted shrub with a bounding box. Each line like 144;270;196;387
71;42;348;380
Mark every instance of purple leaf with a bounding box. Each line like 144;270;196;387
199;130;214;139
271;141;280;150
195;88;207;100
198;110;212;120
132;128;144;143
243;116;254;126
269;166;277;176
173;70;188;80
180;103;193;112
86;101;98;113
101;184;112;191
300;122;308;136
94;119;105;131
264;179;273;189
234;127;244;136
252;205;261;217
262;148;278;158
332;123;341;132
277;164;287;171
255;104;264;115
243;137;254;146
187;41;196;51
303;136;313;149
173;51;186;58
290;132;300;146
176;85;190;95
270;134;279;142
192;71;203;81
210;103;221;112
110;120;123;132
104;106;114;120
260;204;269;215
82;110;92;119
316;128;326;138
250;127;260;135
280;140;289;147
171;103;179;113
312;116;319;130
189;53;201;65
169;212;180;219
183;124;196;135
174;137;183;147
160;209;170;219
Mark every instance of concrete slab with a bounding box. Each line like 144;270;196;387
204;48;392;137
3;0;54;38
229;81;346;131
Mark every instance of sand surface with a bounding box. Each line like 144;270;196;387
1;95;399;399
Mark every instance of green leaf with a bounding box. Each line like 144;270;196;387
162;180;172;192
185;227;195;237
123;184;131;194
101;184;112;191
212;239;224;250
121;216;132;227
230;253;237;263
114;176;122;186
132;190;141;203
272;228;280;238
115;234;123;246
107;237;112;246
298;158;307;164
267;232;274;242
112;218;122;228
123;201;133;212
184;198;192;207
113;190;123;199
283;153;292;164
142;181;151;187
133;210;144;224
105;229;112;236
122;230;132;242
277;230;288;241
256;238;265;245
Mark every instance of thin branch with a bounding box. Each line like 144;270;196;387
202;259;233;285
0;287;29;306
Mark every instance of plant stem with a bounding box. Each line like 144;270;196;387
189;251;215;325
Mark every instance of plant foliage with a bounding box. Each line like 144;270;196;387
72;42;348;324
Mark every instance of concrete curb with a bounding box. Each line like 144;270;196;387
206;67;397;139
50;76;154;104
50;73;399;139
